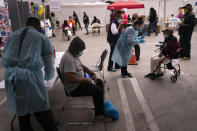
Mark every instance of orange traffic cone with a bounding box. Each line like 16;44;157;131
128;48;138;65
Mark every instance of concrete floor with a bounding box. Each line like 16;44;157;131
0;27;197;131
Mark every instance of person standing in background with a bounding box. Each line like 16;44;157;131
179;4;196;60
49;12;56;37
110;10;116;22
107;10;122;72
73;11;82;30
127;15;132;24
121;10;128;30
147;7;158;36
68;16;76;36
83;12;90;35
177;7;183;19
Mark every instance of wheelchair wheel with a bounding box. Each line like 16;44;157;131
171;75;177;82
177;70;181;76
174;70;180;76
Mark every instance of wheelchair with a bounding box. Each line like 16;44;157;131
151;42;181;82
62;27;72;41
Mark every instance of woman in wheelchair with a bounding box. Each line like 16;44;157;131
145;27;181;80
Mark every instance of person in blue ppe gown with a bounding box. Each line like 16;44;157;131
111;17;146;78
2;17;58;131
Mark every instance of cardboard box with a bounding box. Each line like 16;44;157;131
106;24;109;32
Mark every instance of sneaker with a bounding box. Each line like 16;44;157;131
145;73;155;78
155;32;158;36
121;73;133;78
53;34;56;37
108;68;116;72
115;66;121;70
156;72;164;77
95;115;112;122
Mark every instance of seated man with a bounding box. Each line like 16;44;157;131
91;16;101;32
59;37;108;120
145;27;181;78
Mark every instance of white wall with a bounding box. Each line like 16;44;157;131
53;4;109;27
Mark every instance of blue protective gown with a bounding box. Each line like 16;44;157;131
111;26;141;67
2;26;55;116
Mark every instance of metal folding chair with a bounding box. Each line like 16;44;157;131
88;49;109;91
56;67;95;126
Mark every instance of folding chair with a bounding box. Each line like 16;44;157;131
88;49;109;90
92;26;100;35
56;67;95;126
11;115;16;131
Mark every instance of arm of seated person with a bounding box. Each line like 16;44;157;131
65;72;92;84
82;65;97;82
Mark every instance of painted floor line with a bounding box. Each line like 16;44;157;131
117;79;136;131
0;97;7;106
130;78;160;131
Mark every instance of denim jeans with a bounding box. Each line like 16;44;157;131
148;22;157;34
85;23;89;33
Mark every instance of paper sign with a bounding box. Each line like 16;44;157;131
0;1;5;7
50;4;61;11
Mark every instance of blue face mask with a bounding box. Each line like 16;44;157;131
138;28;142;32
76;51;83;58
163;34;168;39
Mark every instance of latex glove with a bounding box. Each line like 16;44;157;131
139;39;146;43
137;33;146;40
140;33;146;39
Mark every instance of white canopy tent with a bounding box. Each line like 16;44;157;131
50;2;109;27
24;0;197;27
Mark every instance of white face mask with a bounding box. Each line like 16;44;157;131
76;51;83;58
163;34;168;39
117;19;122;24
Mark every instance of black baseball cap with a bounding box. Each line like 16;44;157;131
181;3;192;9
162;27;173;34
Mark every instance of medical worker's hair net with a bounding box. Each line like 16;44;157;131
134;17;144;26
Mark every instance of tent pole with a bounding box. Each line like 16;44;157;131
16;0;22;29
164;0;166;27
42;0;45;35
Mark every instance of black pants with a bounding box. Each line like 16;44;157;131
18;110;58;131
134;45;140;60
108;43;121;70
147;22;157;35
75;19;82;30
72;26;76;35
179;32;192;58
70;79;104;115
121;66;128;75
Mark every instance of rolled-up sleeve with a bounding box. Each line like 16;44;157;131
41;37;55;81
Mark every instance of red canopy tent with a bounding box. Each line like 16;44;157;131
107;0;144;10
